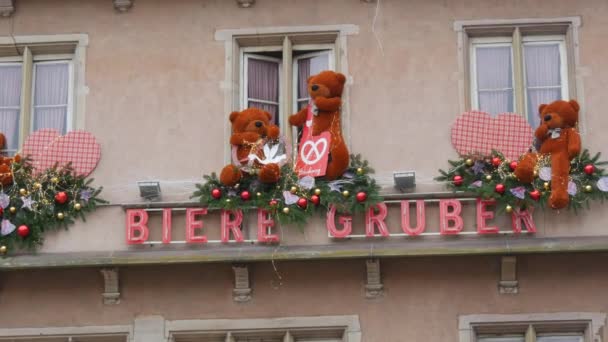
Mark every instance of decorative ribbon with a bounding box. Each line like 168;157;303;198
548;128;562;139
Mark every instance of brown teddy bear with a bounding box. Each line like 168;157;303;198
514;100;581;209
219;108;281;187
288;70;349;180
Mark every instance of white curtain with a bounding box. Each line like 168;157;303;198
524;43;562;128
297;54;329;110
475;46;514;116
0;64;22;154
247;58;279;124
33;62;69;134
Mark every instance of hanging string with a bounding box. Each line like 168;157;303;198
371;0;385;57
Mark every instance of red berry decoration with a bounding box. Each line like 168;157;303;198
530;189;541;201
495;184;505;194
54;191;68;204
584;164;595;175
509;161;518;171
17;225;30;238
240;191;251;201
356;191;368;202
297;198;308;209
269;199;278;207
453;175;463;186
211;188;222;199
492;157;502;167
310;195;320;205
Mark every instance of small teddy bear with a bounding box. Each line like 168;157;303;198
219;108;281;187
514;100;581;209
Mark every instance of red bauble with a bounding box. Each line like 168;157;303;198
269;199;278;207
356;191;368;202
211;188;222;199
240;191;251;201
453;175;463;186
584;164;595;175
530;189;541;201
492;157;502;167
55;191;68;204
310;195;320;205
509;161;518;171
0;207;4;216
297;198;308;209
17;225;30;238
495;184;505;194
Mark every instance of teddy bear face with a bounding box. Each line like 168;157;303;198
229;108;273;138
538;99;579;129
307;71;346;99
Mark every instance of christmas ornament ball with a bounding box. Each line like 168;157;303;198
530;190;541;201
585;185;593;193
256;192;262;197
0;245;6;254
282;207;290;214
290;186;298;194
485;175;492;181
356;191;368;202
17;225;30;237
74;203;82;211
19;188;27;196
269;199;278;207
492;157;502;167
9;206;16;214
465;159;474;166
505;205;513;213
314;188;322;196
34;182;42;189
453;175;463;186
240;191;251;201
356;167;364;175
495;184;505;194
584;164;595;175
211;188;222;199
310;195;320;205
51;177;59;184
297;198;308;209
342;190;350;198
57;212;65;220
543;182;550;190
509;161;518;171
55;191;68;204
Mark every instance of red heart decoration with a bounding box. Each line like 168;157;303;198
22;129;101;176
451;111;534;160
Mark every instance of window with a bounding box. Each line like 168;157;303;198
0;34;87;155
459;312;605;342
455;18;581;128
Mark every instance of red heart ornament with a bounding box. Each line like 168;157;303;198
451;111;533;161
23;129;101;176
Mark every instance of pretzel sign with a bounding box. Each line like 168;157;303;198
295;102;331;177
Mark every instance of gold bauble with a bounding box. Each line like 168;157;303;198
51;177;59;184
505;205;513;213
74;203;82;211
256;192;262;197
485;175;492;181
465;159;474;167
314;188;322;196
33;182;42;189
42;199;50;205
585;185;593;193
342;190;350;197
282;207;290;214
225;198;232;203
356;167;364;175
543;182;550;190
533;170;539;178
0;245;6;254
57;212;65;220
19;188;27;196
290;186;298;194
9;206;16;214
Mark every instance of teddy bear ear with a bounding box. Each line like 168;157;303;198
229;111;240;123
264;111;272;121
307;76;314;84
538;104;548;116
335;73;346;85
569;99;580;112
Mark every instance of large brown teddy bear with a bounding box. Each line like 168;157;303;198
0;132;18;186
288;70;349;180
514;100;581;209
219;108;281;187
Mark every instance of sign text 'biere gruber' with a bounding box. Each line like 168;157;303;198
125;199;537;245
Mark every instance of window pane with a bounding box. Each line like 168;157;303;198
537;336;583;342
475;45;514;115
0;64;22;154
478;337;524;342
297;53;330;100
247;58;279;124
33;62;70;134
524;43;563;127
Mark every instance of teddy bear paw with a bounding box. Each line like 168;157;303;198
259;163;280;184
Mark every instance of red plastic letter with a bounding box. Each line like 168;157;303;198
162;208;172;244
366;203;390;237
476;199;499;234
257;209;279;243
401;200;426;236
439;199;463;235
511;207;537;234
221;209;244;243
326;205;352;238
126;209;149;244
186;208;208;243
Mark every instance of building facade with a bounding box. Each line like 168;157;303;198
1;0;608;341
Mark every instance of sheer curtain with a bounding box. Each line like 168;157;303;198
524;43;562;128
475;45;514;116
297;54;329;110
247;57;279;124
33;62;70;134
0;64;22;154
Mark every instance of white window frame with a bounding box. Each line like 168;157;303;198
30;59;75;134
0;324;132;341
458;312;606;342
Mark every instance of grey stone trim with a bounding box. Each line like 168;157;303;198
0;0;14;18
236;0;255;8
365;259;383;298
498;256;518;294
113;0;133;12
232;264;252;302
100;268;120;305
